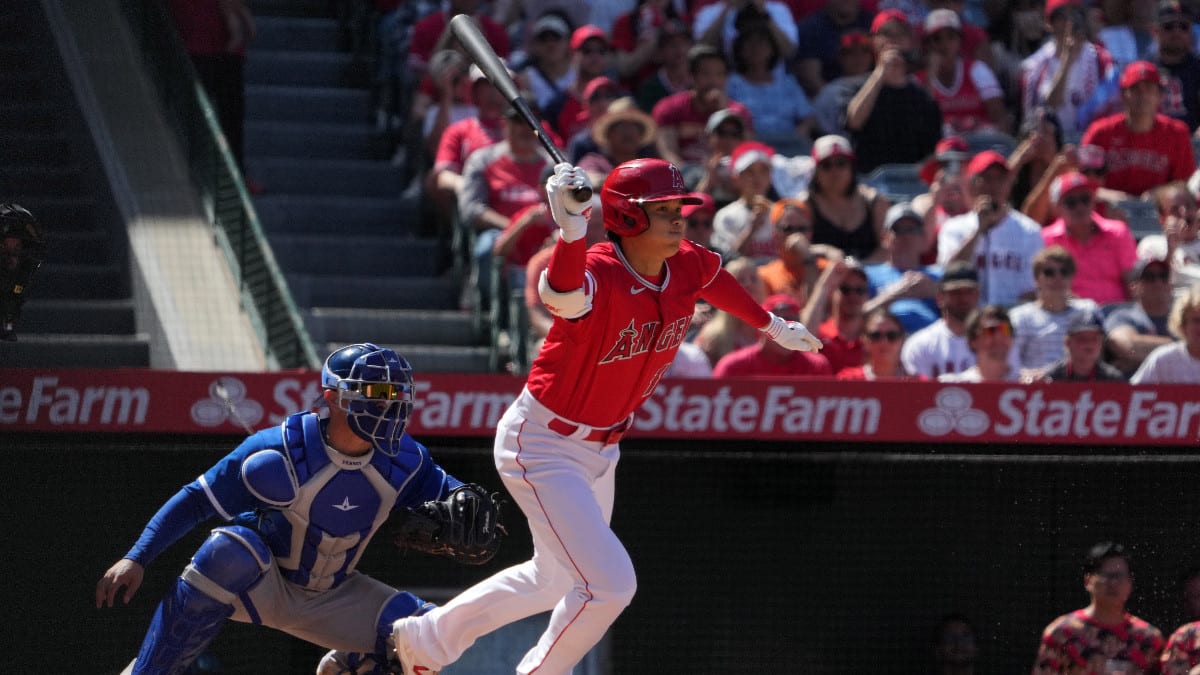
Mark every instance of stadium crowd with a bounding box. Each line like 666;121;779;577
376;0;1200;385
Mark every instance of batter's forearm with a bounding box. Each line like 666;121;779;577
545;237;587;291
701;269;770;328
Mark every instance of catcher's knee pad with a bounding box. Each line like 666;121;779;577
185;525;272;600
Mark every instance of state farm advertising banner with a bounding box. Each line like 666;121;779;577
2;369;1200;446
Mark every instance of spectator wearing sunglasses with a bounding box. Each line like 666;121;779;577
1105;258;1178;376
1041;171;1137;305
801;255;868;374
803;135;889;263
1009;245;1100;370
837;308;919;380
938;305;1020;382
864;203;942;334
1139;181;1200;298
1154;1;1200;132
757;200;817;306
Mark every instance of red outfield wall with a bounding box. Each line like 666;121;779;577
2;369;1199;445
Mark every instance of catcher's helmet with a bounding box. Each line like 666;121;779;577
601;159;702;237
322;343;414;456
0;203;39;239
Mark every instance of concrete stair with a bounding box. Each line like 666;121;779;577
245;1;483;372
0;0;148;366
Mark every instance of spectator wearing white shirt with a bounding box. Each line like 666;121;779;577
1138;182;1200;299
1131;283;1200;383
938;304;1021;382
938;150;1046;307
1009;245;1098;370
902;261;980;379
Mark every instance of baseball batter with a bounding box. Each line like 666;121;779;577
95;344;470;675
391;159;823;675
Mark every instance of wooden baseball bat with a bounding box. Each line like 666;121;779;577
449;14;592;202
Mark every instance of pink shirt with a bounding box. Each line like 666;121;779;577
1042;214;1137;305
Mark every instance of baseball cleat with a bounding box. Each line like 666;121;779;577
392;617;440;675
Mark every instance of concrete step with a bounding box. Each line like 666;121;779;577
0;333;151;367
306;307;480;346
246;85;369;125
0;164;87;196
246;50;357;88
322;341;492;374
46;229;114;265
246;157;404;198
287;273;459;310
254;194;423;235
26;262;128;300
19;298;137;335
244;121;379;160
251;17;340;51
271;234;443;277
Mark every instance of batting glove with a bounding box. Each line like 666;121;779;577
546;163;592;243
761;313;823;352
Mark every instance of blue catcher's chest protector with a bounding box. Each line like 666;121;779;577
244;412;426;590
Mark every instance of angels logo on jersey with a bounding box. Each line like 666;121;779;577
599;316;691;364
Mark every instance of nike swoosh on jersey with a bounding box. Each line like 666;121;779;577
630;286;647;295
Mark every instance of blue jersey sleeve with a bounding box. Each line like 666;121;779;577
123;483;218;567
391;434;463;511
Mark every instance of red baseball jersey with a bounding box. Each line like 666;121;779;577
1081;113;1195;196
434;116;503;174
527;239;723;427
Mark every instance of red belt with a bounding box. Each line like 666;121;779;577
547;417;630;444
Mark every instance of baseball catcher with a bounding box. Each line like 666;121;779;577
394;483;506;565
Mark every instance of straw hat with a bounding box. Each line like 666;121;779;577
591;97;657;148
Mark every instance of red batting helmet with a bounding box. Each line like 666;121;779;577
601;158;702;237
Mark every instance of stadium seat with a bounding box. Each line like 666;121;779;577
962;130;1017;157
1115;199;1160;241
863;163;926;204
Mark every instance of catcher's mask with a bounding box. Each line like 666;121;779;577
321;343;414;456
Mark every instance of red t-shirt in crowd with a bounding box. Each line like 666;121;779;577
713;343;832;377
817;318;864;375
434;116;504;173
499;204;557;268
1081;113;1195;196
652;93;752;164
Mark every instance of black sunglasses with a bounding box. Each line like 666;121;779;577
866;330;902;342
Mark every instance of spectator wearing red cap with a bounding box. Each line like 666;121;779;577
845;10;943;172
1041;171;1137;304
712;141;779;263
804;134;889;262
1081;60;1197;197
912;136;971;263
792;0;874;97
712;294;833;376
554;26;618;140
565;77;625;162
938;150;1045;306
1154;0;1200;132
810;29;875;137
652;45;753;169
916;8;1009;135
725;23;814;142
1018;0;1116;141
633;18;695;112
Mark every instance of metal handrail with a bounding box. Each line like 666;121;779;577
120;0;319;369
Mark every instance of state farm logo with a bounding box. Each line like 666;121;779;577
190;377;264;429
918;387;990;437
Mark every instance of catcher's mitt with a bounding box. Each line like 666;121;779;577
394;483;506;565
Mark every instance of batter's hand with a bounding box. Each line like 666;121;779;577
96;558;145;608
546;163;592;242
761;313;823;352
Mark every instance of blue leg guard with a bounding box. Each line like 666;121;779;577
132;527;271;675
318;592;434;675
